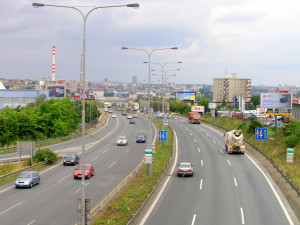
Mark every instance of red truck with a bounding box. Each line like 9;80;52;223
188;112;201;124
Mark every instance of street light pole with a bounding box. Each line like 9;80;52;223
122;47;178;176
33;3;139;224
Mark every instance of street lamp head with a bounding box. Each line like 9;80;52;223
177;61;182;63
32;3;44;7
121;47;128;50
143;62;148;64
126;3;139;9
171;47;178;50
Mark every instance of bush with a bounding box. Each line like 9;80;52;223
248;119;263;134
285;135;298;148
34;148;57;162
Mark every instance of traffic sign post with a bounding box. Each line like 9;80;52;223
255;128;268;140
158;131;168;141
286;148;294;179
164;119;168;126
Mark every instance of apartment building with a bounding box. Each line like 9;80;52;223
213;73;252;102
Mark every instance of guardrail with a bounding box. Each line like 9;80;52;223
200;119;300;197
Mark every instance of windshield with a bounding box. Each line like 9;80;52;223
137;134;144;138
76;166;89;170
19;173;32;178
119;136;126;140
66;154;75;159
180;163;191;169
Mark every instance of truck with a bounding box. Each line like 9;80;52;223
188;112;201;124
104;102;112;108
225;130;245;154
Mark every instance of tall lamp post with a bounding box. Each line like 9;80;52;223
32;3;139;224
121;47;178;176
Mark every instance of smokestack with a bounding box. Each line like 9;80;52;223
51;46;56;82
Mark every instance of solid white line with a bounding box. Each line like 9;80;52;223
201;160;203;167
0;202;22;215
219;148;224;154
102;149;108;153
91;156;99;162
198;147;200;152
191;214;196;225
139;129;179;225
227;159;231;166
234;177;238;187
58;174;71;182
27;220;36;225
240;208;245;224
213;139;216;143
108;162;116;168
245;153;294;225
194;139;196;142
200;179;203;190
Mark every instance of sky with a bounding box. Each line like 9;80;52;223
1;0;300;86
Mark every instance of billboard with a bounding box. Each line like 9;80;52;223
191;106;205;113
175;92;196;101
261;93;292;109
48;87;64;97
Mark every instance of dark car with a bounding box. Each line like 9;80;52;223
177;162;194;177
74;164;95;179
122;111;127;116
136;133;146;143
15;171;40;188
130;120;135;124
63;153;80;166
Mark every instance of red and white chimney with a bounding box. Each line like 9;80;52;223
51;46;56;82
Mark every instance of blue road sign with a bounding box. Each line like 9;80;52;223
158;130;168;141
255;128;268;140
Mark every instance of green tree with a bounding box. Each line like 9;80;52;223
251;95;260;106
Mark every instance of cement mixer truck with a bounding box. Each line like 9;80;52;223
225;130;245;154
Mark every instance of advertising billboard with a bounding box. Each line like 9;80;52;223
261;93;292;109
175;92;196;101
48;87;64;97
191;106;205;113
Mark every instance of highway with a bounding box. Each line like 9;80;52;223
0;111;151;225
141;116;298;225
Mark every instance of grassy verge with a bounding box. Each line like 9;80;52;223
92;123;173;225
202;115;300;188
0;149;16;155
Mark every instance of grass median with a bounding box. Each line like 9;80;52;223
92;122;173;225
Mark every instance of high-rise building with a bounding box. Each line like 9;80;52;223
132;76;138;84
213;73;252;102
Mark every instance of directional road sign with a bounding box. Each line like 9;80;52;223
286;148;294;163
158;130;168;141
255;128;268;140
164;119;168;126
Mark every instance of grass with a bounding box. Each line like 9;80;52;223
92;122;173;225
0;149;16;155
202;115;300;188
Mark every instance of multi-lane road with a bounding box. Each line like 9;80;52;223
0;111;150;225
139;116;299;225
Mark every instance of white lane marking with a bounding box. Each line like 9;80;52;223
191;214;196;225
206;133;210;136
0;186;14;194
198;147;200;152
213;139;216;143
108;161;116;168
125;149;130;154
234;177;238;187
91;156;99;162
200;179;203;190
227;159;231;166
219;148;224;154
194;139;196;143
200;129;204;132
58;174;71;182
27;220;36;225
75;182;90;194
102;149;108;153
201;160;203;167
240;208;245;224
201;124;224;136
190;133;193;136
0;202;22;215
245;153;294;225
185;128;188;131
139;129;179;225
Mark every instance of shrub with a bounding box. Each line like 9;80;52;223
248;119;263;134
34;148;57;162
285;135;298;148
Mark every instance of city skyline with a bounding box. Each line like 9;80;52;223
1;0;300;86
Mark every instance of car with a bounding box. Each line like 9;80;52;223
108;110;113;113
117;136;128;146
74;164;95;179
104;108;108;112
15;171;40;188
177;162;194;177
129;120;135;124
122;111;127;116
245;114;257;120
280;97;288;103
136;133;146;143
127;114;133;119
132;114;138;118
111;114;117;118
63;153;80;166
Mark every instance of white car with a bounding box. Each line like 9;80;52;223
111;114;117;118
117;136;128;146
127;115;133;119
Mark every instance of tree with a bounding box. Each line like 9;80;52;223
35;94;47;107
251;95;260;106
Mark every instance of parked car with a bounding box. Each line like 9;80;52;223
117;136;128;146
127;114;133;119
130;120;135;124
177;162;194;177
136;133;146;143
15;171;40;188
63;153;80;166
122;111;127;116
111;114;117;118
74;164;95;179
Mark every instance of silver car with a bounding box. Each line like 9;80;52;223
15;171;40;188
177;162;194;177
117;136;128;146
